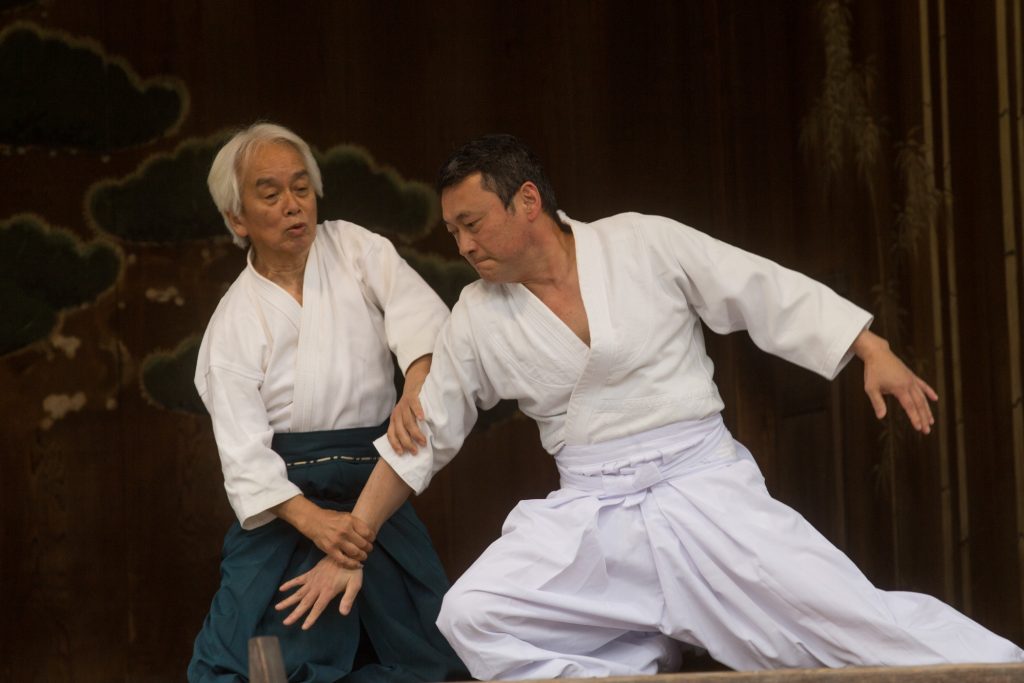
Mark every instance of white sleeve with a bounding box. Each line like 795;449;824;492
196;343;301;530
357;231;450;373
374;300;499;494
651;215;872;380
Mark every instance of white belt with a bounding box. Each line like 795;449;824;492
556;415;741;496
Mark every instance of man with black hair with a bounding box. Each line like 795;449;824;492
278;134;1024;680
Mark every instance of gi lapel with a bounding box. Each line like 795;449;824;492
564;221;615;445
291;239;322;432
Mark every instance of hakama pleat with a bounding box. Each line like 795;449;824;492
437;417;1024;680
189;425;466;683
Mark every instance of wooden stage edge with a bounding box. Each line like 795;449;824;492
453;663;1024;683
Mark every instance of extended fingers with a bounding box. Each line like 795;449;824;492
910;380;936;432
919;377;939;402
275;586;305;611
280;589;317;626
279;571;309;593
301;593;333;630
339;574;363;616
863;350;939;434
865;385;887;420
894;381;935;434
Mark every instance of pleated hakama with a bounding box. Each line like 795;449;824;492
189;424;467;683
437;416;1024;680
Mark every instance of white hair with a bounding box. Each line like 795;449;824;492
208;122;323;248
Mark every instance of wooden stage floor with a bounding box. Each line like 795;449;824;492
453;663;1024;682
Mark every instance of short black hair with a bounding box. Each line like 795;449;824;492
437;134;562;223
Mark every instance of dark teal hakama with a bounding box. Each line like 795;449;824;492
187;424;467;682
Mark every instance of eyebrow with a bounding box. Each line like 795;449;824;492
255;169;309;187
449;210;478;224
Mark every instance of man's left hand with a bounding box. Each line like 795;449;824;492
275;557;363;630
853;330;938;434
388;355;431;454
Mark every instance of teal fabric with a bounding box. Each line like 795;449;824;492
188;424;467;682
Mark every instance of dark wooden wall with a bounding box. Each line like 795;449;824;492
1;1;1022;681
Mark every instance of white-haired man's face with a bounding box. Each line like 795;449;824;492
227;141;318;263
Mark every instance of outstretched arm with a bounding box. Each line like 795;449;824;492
277;459;414;629
270;357;430;569
352;457;416;532
851;329;938;434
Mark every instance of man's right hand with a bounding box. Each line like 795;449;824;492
272;496;376;568
309;509;375;567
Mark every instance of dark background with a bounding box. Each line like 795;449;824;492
2;1;1023;681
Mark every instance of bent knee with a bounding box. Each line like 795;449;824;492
437;583;507;644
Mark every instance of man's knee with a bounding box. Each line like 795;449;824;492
437;582;502;645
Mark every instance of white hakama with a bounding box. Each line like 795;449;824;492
376;212;1024;679
437;417;1024;679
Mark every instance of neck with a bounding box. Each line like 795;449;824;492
252;247;309;300
522;221;576;295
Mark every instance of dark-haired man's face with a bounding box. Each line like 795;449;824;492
441;173;533;283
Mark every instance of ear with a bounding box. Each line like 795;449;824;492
225;211;248;240
517;181;543;220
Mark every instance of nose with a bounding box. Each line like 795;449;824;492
456;231;475;258
282;190;301;216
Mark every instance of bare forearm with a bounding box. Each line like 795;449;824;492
353;459;414;534
403;354;432;396
270;494;320;537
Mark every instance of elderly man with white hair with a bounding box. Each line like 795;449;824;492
187;122;466;683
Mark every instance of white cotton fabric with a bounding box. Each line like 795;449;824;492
437;416;1024;679
195;220;448;529
372;212;1024;678
377;212;872;494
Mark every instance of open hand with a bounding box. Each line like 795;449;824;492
854;330;938;434
276;557;363;630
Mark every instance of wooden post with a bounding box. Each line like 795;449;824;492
248;636;287;683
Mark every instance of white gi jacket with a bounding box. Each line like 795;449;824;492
196;220;449;529
377;212;872;494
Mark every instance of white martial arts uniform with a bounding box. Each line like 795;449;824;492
196;220;448;529
375;212;1024;679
